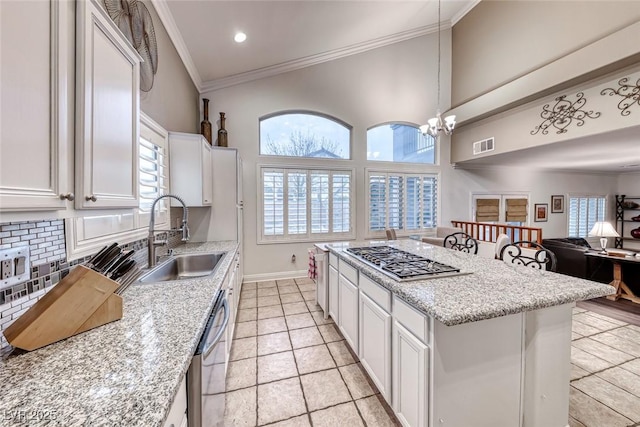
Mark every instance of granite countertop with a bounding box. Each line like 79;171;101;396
0;240;238;427
329;240;615;326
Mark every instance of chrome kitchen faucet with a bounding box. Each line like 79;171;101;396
148;194;190;267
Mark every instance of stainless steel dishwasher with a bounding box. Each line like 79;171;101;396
187;289;230;427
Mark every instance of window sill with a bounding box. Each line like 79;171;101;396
258;234;356;245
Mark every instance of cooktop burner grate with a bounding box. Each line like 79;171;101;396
345;246;461;281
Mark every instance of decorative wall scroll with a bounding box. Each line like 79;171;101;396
601;77;640;117
530;92;601;135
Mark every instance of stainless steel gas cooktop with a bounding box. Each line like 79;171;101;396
345;246;463;282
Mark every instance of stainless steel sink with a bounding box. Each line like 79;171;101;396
137;252;226;283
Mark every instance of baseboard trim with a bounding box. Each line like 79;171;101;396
243;270;308;283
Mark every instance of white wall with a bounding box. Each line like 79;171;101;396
199;27;631;278
202;32;454;277
452;1;640;106
140;0;199;133
451;167;619;239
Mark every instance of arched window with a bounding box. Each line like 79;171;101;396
259;111;351;159
367;123;436;164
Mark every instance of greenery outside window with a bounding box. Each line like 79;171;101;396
259;111;351;159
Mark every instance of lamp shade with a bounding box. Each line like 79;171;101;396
588;221;620;238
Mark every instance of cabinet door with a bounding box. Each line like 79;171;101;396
227;268;237;352
76;0;141;209
315;252;328;316
201;142;213;204
359;292;391;401
328;265;339;323
338;275;359;354
169;133;212;207
0;0;72;211
163;375;187;427
393;321;429;427
234;256;242;312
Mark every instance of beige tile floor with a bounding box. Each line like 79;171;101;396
570;307;640;427
222;277;400;427
224;279;640;426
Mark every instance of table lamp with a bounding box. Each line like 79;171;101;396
588;221;620;254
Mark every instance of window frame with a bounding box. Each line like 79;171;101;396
365;168;441;239
366;121;439;165
258;110;353;160
470;193;531;225
257;164;356;244
567;194;608;239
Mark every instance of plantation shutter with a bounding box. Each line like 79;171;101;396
388;175;404;229
369;175;387;231
138;123;168;227
332;173;351;233
311;172;329;234
476;199;499;222
568;196;606;238
263;170;285;236
505;198;528;222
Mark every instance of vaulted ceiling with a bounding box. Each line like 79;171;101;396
157;0;478;91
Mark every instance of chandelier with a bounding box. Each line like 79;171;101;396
420;0;455;137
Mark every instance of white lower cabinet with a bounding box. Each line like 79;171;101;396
328;265;339;323
392;321;429;427
164;375;187;427
338;275;359;354
359;292;391;402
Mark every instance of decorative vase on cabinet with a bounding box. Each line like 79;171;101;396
217;112;228;147
200;98;212;145
631;228;640;239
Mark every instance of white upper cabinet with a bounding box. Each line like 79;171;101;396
169;133;213;207
75;0;142;209
0;0;73;211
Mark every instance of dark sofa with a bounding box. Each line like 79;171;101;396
541;237;592;278
542;238;640;293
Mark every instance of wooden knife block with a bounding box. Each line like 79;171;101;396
4;266;123;351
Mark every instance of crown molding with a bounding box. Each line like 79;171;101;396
151;0;203;91
201;22;448;93
451;0;481;26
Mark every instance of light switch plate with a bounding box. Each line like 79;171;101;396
0;247;30;289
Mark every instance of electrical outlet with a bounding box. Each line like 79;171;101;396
1;259;12;279
0;247;30;286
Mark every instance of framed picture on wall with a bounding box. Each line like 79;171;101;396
551;195;564;213
534;204;548;222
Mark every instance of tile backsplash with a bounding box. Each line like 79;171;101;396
0;219;184;352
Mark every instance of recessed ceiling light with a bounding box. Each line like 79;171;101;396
234;32;247;43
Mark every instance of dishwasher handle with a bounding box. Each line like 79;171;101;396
202;297;229;359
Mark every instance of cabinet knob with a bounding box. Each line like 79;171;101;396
59;193;75;201
85;195;97;202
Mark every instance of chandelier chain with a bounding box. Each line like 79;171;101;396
437;0;441;112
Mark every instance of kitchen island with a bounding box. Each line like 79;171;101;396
0;241;238;427
326;240;614;427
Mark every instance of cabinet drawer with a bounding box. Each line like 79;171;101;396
339;259;358;284
329;253;338;268
359;275;391;312
393;296;429;344
164;375;187;427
